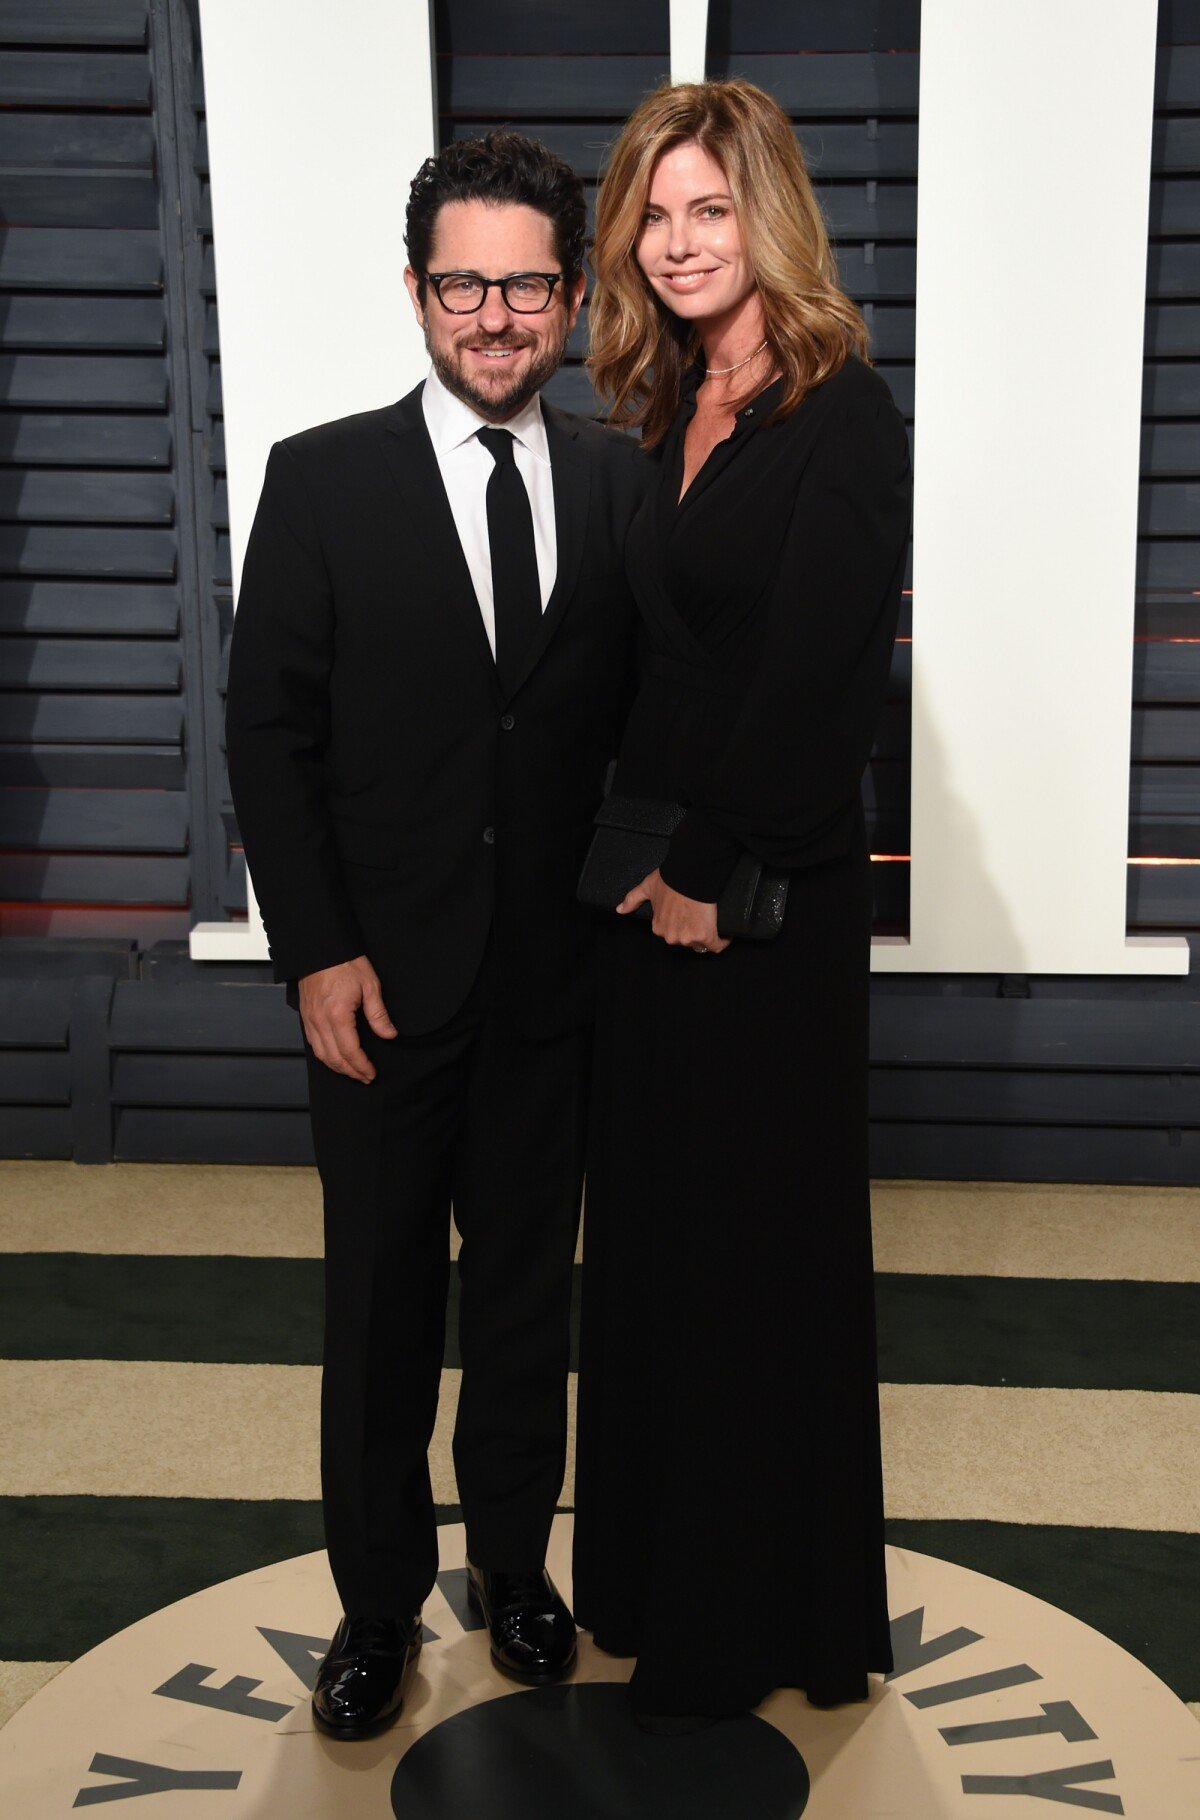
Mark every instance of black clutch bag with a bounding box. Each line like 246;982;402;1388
577;792;788;941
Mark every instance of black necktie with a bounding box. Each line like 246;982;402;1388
476;426;542;695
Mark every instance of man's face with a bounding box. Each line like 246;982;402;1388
404;200;584;422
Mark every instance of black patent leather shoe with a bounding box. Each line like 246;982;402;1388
312;1613;422;1739
466;1562;577;1684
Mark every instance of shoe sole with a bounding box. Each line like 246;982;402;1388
465;1577;577;1686
311;1640;421;1740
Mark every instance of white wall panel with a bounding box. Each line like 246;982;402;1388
875;0;1186;974
190;0;436;960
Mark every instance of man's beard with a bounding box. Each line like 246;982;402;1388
425;318;568;420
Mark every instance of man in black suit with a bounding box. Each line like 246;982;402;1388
224;133;641;1738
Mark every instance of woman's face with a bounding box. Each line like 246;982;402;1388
635;140;755;326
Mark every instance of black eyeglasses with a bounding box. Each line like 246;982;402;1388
426;271;564;314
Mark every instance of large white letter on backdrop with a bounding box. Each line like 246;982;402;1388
189;0;436;960
875;0;1185;974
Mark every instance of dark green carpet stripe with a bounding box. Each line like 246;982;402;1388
874;1274;1200;1392
0;1256;326;1367
884;1520;1199;1704
0;1497;461;1662
2;1256;1197;1392
1;1499;1195;1706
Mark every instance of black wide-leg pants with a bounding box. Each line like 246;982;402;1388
303;948;589;1618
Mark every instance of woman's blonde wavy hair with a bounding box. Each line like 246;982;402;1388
588;79;869;445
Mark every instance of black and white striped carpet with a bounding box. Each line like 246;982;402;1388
0;1161;1196;1733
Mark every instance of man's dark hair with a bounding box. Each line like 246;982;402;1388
405;131;587;300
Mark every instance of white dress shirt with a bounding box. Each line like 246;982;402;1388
421;364;557;658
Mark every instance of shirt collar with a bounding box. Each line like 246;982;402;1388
422;364;550;464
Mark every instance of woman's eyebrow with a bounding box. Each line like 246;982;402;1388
644;190;733;210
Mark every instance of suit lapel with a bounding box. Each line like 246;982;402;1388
380;383;502;701
504;401;590;701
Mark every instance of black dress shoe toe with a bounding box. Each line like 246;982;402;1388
466;1562;577;1684
312;1613;422;1739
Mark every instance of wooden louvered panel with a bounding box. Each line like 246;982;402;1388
1156;42;1200;108
0;976;71;1045
1127;863;1200;926
1147;243;1200;297
0;227;161;290
1133;708;1200;761
113;1106;313;1165
815;182;917;240
0;853;189;904
1144;303;1200;358
863;305;914;358
440;56;670;117
432;0;666;55
828;244;916;300
1156;116;1200;172
0;1049;68;1100
0;115;154;169
1142;421;1200;476
0;171;159;229
707;51;919;114
0;526;176;578
110;978;302;1050
0;786;187;853
112;1051;308;1109
1140;482;1200;534
0;744;183;788
0;414;172;466
0;1;149;45
448;116;921;181
0;297;165;351
0;354;167;409
706;0;919;54
1150;177;1200;234
0;472;174;524
0;583;179;635
1135;642;1200;702
1143;363;1200;415
1130;767;1200;823
0;52;150;107
0;693;183;740
0;639;180;691
1139;546;1200;591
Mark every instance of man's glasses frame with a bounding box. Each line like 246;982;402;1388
426;271;565;314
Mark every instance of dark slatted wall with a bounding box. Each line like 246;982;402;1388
1134;5;1200;931
2;0;1199;1177
437;0;672;419
709;0;918;928
0;0;223;945
175;0;235;922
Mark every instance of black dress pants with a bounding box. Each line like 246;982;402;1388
303;943;589;1617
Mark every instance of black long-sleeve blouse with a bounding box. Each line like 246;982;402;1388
614;353;913;902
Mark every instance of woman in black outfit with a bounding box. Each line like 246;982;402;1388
572;79;913;1727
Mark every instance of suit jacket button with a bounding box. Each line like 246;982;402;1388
483;827;495;844
500;713;515;730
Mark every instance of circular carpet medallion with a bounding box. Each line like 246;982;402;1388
0;1514;1195;1816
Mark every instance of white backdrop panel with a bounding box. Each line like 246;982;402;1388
190;0;436;960
874;0;1186;974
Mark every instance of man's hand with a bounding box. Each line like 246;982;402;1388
617;868;730;954
298;955;397;1082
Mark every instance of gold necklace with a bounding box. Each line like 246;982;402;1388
703;339;768;377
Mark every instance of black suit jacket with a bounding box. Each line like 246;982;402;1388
224;382;643;1036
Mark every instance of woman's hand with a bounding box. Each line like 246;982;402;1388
617;868;731;953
